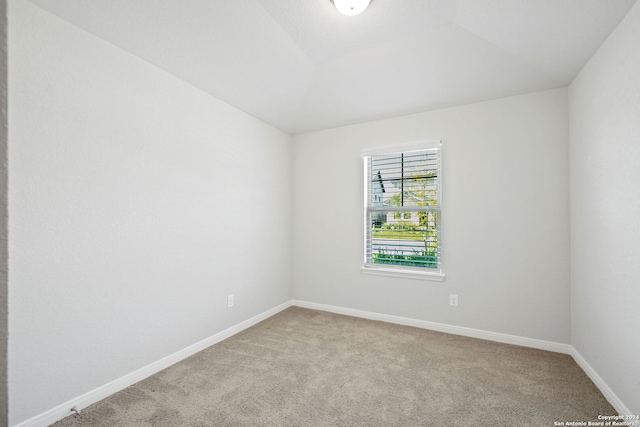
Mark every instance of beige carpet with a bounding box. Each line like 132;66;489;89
53;307;615;426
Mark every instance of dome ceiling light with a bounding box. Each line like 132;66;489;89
331;0;372;16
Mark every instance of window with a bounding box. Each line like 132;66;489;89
362;142;444;280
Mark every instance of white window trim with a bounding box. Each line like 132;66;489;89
361;140;445;281
360;265;445;281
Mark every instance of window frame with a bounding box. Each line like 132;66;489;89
361;141;445;281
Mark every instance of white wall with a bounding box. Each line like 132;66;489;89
8;2;292;425
293;89;570;344
569;0;640;415
1;0;8;423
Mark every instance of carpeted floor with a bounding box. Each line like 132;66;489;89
53;306;616;426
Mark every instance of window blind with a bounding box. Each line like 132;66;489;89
364;145;441;271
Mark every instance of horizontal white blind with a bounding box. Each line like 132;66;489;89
364;146;441;270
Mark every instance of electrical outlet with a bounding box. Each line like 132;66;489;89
449;294;458;307
227;294;234;308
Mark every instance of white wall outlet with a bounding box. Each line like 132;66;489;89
449;294;458;307
227;294;234;308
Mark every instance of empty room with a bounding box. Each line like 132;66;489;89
3;0;640;426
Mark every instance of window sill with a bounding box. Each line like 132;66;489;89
360;266;445;281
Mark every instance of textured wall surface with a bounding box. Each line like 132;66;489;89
569;0;640;415
293;88;570;344
1;0;8;423
8;2;292;424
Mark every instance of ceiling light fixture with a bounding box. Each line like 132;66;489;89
331;0;371;16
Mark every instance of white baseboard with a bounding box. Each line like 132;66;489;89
571;347;638;422
15;299;635;426
14;300;292;427
293;300;572;354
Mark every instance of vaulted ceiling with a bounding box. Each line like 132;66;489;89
26;0;638;135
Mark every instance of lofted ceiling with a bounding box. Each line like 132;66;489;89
26;0;638;135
